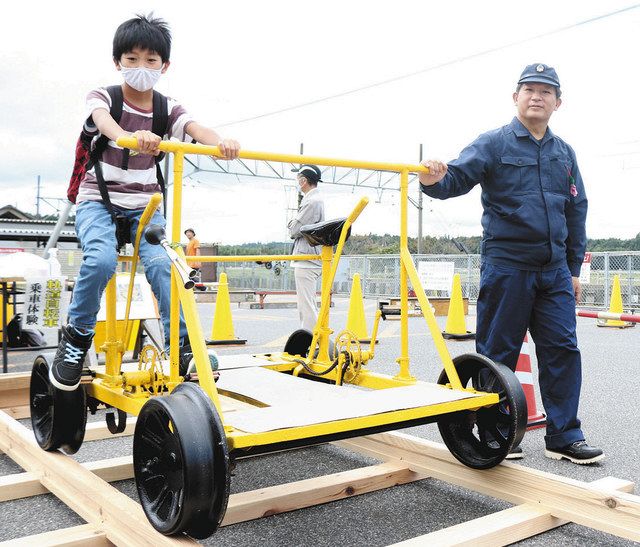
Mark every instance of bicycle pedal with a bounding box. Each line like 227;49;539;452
80;369;96;384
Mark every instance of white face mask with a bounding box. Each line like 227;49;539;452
120;65;162;92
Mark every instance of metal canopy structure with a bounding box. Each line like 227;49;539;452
182;153;420;199
180;145;431;253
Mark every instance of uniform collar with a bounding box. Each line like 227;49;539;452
509;117;555;144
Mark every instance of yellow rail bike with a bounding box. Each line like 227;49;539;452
30;140;526;539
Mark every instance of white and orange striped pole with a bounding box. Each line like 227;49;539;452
576;309;639;324
514;333;546;430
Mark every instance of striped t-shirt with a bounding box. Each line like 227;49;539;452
77;87;194;209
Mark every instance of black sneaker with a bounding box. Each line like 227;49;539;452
49;325;94;391
505;446;524;460
545;441;604;465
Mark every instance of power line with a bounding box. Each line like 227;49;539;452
217;4;640;128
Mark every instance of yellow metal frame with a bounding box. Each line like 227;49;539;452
84;137;497;452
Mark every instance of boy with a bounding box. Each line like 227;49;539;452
50;14;240;391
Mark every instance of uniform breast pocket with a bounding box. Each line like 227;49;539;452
496;156;538;194
549;157;572;196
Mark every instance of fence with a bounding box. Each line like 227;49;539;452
26;249;640;310
217;252;640;310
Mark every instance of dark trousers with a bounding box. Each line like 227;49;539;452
476;263;584;449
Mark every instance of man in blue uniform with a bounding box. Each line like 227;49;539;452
419;63;603;464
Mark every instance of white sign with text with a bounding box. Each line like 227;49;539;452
418;261;455;293
22;277;68;329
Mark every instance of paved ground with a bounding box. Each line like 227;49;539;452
1;296;639;545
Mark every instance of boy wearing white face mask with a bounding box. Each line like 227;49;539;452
50;14;240;391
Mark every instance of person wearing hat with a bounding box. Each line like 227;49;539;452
418;63;603;464
184;228;202;281
287;164;325;331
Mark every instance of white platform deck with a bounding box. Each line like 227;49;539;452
216;366;482;434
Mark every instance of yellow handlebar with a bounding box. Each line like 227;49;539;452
347;197;369;223
140;193;163;225
116;136;223;156
116;136;138;150
115;137;429;174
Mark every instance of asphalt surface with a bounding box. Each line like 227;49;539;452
1;296;639;546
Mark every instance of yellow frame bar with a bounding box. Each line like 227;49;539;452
109;137;466;426
228;392;498;450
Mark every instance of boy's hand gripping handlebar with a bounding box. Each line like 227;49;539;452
145;224;196;289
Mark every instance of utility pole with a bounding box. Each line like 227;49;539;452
417;145;423;255
36;175;41;218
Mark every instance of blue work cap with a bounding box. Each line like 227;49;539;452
517;63;560;88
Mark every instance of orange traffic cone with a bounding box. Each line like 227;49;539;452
442;273;475;340
514;333;546;430
206;273;247;346
598;275;635;329
346;273;372;343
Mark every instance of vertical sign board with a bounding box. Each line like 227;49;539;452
96;274;159;321
579;252;591;284
22;277;69;329
418;261;455;294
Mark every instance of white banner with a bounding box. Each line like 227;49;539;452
22;277;68;329
417;261;455;293
96;274;159;321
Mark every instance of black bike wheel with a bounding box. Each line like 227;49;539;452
437;353;527;469
30;354;87;455
133;383;229;539
284;329;335;359
284;329;314;357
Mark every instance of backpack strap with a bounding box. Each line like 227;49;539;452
152;90;170;216
89;85;125;222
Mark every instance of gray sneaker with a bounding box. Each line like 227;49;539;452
49;325;94;391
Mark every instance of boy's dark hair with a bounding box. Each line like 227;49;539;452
113;14;172;63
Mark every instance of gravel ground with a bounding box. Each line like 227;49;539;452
1;296;638;545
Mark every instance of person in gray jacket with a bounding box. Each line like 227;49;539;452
288;164;325;331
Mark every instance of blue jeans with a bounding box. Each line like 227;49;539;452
476;262;584;449
68;200;187;346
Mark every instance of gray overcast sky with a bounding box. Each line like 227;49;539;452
1;1;639;244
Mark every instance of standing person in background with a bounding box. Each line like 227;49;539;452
288;165;325;332
184;228;202;281
418;63;603;465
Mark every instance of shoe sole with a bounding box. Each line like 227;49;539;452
49;367;81;392
505;452;524;460
544;449;605;465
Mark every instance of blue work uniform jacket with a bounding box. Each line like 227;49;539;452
421;117;588;276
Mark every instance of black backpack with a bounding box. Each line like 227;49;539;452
67;85;170;218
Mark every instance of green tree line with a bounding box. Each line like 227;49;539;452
218;233;640;256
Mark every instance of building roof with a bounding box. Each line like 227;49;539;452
0;213;77;243
0;205;33;220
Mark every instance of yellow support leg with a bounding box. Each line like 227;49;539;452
395;169;413;382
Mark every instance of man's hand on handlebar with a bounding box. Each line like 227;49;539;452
418;159;447;186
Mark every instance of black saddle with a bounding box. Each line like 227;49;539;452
300;218;350;247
